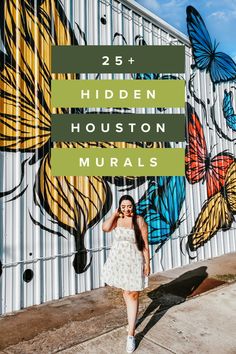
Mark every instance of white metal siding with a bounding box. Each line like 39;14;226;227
0;0;235;315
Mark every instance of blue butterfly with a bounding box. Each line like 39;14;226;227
131;73;179;80
136;176;186;245
132;73;159;80
186;6;236;85
223;90;236;131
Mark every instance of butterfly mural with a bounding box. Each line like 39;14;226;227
1;0;234;285
0;0;106;273
132;72;178;81
136;176;186;246
186;6;236;87
188;161;236;251
132;73;159;80
223;90;236;132
0;0;165;274
185;103;234;198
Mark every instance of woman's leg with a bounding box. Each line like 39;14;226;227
123;290;139;336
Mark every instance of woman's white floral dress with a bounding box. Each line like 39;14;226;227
101;227;148;291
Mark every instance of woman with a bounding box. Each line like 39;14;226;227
101;195;150;353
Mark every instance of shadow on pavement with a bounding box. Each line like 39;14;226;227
135;266;208;348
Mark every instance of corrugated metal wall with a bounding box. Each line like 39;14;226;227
0;0;235;315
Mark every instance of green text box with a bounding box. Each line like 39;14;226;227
51;114;186;142
51;45;185;73
51;80;185;108
51;148;185;176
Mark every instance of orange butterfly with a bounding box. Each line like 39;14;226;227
185;103;234;198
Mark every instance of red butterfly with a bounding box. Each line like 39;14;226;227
185;103;234;198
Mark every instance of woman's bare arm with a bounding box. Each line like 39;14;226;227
138;216;150;276
102;208;119;232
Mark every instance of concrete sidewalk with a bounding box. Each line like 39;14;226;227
0;252;236;353
61;282;236;354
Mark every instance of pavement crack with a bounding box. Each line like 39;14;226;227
138;335;177;353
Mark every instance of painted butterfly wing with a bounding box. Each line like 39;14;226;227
151;176;185;244
136;181;159;214
223;90;235;116
185;104;207;184
132;73;159;80
132;73;179;80
225;162;236;212
186;6;236;84
186;6;213;71
136;181;165;244
188;191;233;251
188;161;236;251
185;104;234;198
206;151;234;197
136;177;185;245
210;53;236;84
223;90;236;131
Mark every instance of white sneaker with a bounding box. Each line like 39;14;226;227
126;335;136;353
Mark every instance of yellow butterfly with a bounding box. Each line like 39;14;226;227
0;0;163;272
188;161;236;251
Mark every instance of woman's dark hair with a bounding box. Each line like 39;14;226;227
118;195;145;251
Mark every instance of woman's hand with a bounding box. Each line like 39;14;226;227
143;263;150;277
113;208;120;218
102;208;119;232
